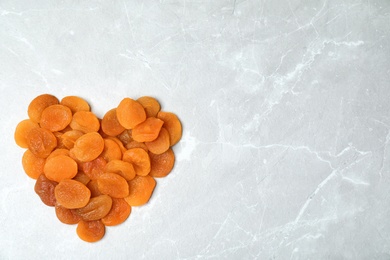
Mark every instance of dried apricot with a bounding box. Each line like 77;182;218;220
75;194;113;221
60;96;90;113
101;108;125;136
28;94;59;123
101;198;131;226
97;173;129;198
101;138;122;162
137;96;161;118
70;111;100;133
81;156;107;180
44;155;78;182
124;175;156;206
55;204;81;224
22;149;46;179
27;127;57;158
105;159;136;181
157;111;182;146
116;98;146;129
14;119;39;148
76;220;105;243
55;179;91;209
40;104;72;132
132;117;164;143
122;148;151;176
145;127;170;154
149;148;175;178
34;174;57;206
70;132;104;162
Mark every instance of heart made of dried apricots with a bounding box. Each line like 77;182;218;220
15;94;182;242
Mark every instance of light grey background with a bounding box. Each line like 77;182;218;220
1;0;390;259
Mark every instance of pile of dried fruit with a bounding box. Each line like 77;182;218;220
14;94;182;242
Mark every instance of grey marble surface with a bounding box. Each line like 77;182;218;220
1;0;390;259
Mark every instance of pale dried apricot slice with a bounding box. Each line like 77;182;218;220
122;148;150;176
116;98;146;129
76;220;105;243
40;104;72;132
55;179;91;209
28;94;59;123
124;175;156;206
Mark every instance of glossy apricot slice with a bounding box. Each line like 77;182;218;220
157;111;182;146
122;148;150;176
55;179;91;209
116;98;146;129
124;175;156;206
28;94;59;123
101;198;131;226
148;148;175;178
76;220;105;243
